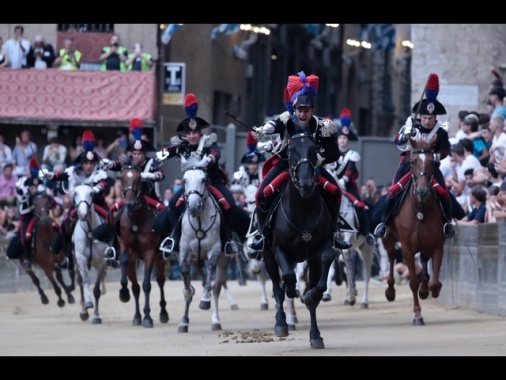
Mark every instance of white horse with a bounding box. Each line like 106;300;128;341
72;183;110;324
176;155;229;332
323;194;375;308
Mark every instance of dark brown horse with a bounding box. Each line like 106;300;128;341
381;133;445;325
116;165;168;328
25;192;75;307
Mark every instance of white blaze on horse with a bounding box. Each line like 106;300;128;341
72;183;110;324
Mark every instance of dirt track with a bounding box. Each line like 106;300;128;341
2;277;506;356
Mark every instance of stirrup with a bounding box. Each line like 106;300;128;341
159;236;176;258
248;234;265;251
373;223;387;238
55;257;69;270
444;223;456;238
104;246;117;260
224;241;238;256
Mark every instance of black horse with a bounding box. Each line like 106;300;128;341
262;123;337;349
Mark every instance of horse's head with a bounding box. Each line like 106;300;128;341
408;133;438;202
73;184;93;221
120;165;143;208
287;127;318;198
32;192;51;225
181;155;209;217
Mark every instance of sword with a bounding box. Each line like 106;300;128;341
225;111;255;131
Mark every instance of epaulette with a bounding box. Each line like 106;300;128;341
279;111;291;125
203;132;218;147
318;118;337;137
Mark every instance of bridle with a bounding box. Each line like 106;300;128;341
121;165;143;207
288;132;317;192
184;166;209;210
410;148;435;203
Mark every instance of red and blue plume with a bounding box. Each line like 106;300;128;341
286;71;319;103
29;157;39;178
340;108;352;127
81;130;95;152
425;73;439;103
246;131;257;153
129;117;143;141
184;93;199;119
283;87;293;114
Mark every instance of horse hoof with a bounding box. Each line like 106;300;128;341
211;323;222;331
419;289;429;300
57;299;65;308
199;300;211;310
178;325;188;333
412;317;425;326
360;303;369;309
385;289;396;302
92;317;102;324
293;316;298;324
160;312;169;324
132;318;142;326
288;324;296;331
322;294;331;302
67;295;75;304
143;319;154;328
230;304;239;310
41;295;49;305
119;289;130;303
80;312;89;321
260;303;268;310
275;325;289;338
310;338;325;349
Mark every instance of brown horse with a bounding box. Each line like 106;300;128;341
381;133;445;325
116;164;168;328
25;192;75;307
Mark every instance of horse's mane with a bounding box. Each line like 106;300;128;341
181;156;207;173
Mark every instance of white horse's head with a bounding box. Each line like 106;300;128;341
244;184;258;216
73;184;93;221
181;156;208;217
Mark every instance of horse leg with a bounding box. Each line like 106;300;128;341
118;250;130;303
383;234;397;302
303;247;334;310
127;263;142;326
359;243;373;308
402;249;423;326
258;264;270;310
263;248;289;337
418;255;430;299
76;255;93;311
211;253;228;331
91;276;103;325
24;268;49;305
199;256;215;312
141;262;154;328
55;266;75;305
178;257;195;333
154;258;169;324
429;249;443;298
284;297;297;330
322;262;334;302
341;249;357;306
42;268;66;308
75;269;89;321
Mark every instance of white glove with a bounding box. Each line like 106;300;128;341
102;159;115;170
316;153;325;166
338;178;346;190
252;122;275;139
92;185;102;194
38;169;54;180
141;172;161;181
203;155;213;165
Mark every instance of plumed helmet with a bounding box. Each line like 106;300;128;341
176;93;211;133
285;71;319;111
339;108;352;127
75;130;101;165
29;157;39;178
412;73;447;116
130;117;155;153
336;125;358;141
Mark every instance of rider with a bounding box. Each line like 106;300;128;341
231;131;265;189
326;123;375;245
8;158;65;270
373;73;460;239
103;117;166;260
154;93;239;257
248;70;352;252
40;130;111;268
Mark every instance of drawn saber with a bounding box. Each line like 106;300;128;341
225;111;255;131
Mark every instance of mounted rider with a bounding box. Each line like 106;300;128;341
231;131;266;189
40;130;111;269
6;158;65;269
154;93;240;257
373;73;463;239
248;70;352;252
326;115;375;245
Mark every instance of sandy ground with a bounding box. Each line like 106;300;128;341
2;276;506;356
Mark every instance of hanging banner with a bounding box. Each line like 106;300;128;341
163;62;186;105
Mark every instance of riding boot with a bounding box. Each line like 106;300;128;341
373;196;395;238
442;196;456;238
22;240;32;270
356;207;375;245
223;210;239;256
248;207;270;251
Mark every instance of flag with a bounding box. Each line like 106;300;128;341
210;24;241;39
161;24;182;45
359;24;396;51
